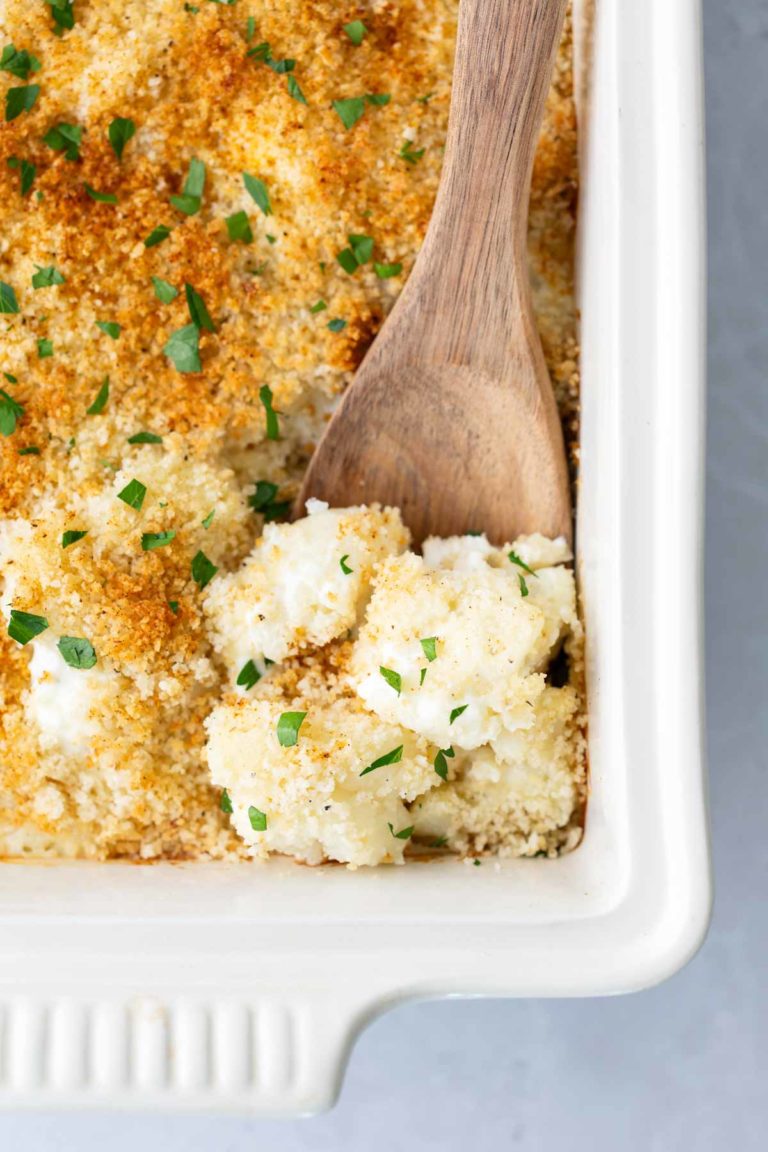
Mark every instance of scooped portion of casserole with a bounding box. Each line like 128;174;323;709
0;2;582;863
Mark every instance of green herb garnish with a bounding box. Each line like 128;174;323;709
379;666;402;695
18;445;40;456
108;116;135;161
387;822;414;840
236;659;261;690
0;389;24;435
331;96;366;130
86;377;109;414
117;478;146;510
225;210;253;243
84;183;117;204
168;599;180;615
7;156;36;196
32;265;64;289
248;479;289;521
339;554;353;574
309;299;327;314
398;140;425;165
1;45;42;81
277;710;306;747
259;383;280;440
243;172;272;216
201;509;215;529
184;283;215;331
5;84;40;122
343;21;367;45
449;705;468;724
170;157;205;215
8;609;48;645
248;806;267;832
163;323;201;372
508;550;537;578
360;745;403;776
433;746;455;781
0;283;19;314
220;788;233;813
327;317;347;332
420;637;438;662
152;277;178;303
43;122;82;161
374;261;402;279
61;529;87;549
141;530;176;551
58;635;96;669
37;337;53;358
287;75;306;104
191;549;218;589
128;430;162;444
144;224;172;248
95;320;121;339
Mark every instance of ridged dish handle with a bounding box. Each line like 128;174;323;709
0;990;367;1114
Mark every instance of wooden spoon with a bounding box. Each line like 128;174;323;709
299;0;572;547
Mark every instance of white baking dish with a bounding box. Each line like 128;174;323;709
0;0;710;1115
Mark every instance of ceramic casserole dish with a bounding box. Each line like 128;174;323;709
0;0;711;1115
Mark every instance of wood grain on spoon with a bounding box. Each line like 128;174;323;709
299;0;572;547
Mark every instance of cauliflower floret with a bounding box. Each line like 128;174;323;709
205;657;438;867
411;686;584;856
348;540;577;757
204;501;409;679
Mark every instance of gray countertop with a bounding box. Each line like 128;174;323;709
3;0;766;1146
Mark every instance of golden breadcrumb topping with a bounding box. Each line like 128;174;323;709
0;2;580;860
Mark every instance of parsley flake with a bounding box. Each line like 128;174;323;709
398;140;425;165
388;822;414;840
46;1;76;35
1;45;42;81
151;277;178;304
220;788;233;814
360;745;403;776
332;96;365;130
243;172;272;216
170;157;205;215
141;530;176;551
225;209;253;243
32;265;65;289
18;445;40;456
117;478;146;511
86;377;109;414
248;479;289;522
191;549;218;589
84;183;118;204
201;509;215;529
277;711;306;747
61;529;87;549
420;636;438;662
248;806;267;832
449;704;468;725
108;116;136;161
58;635;97;670
5;84;40;122
144;224;172;248
37;337;53;358
508;550;537;578
43;122;82;161
259;383;280;440
8;609;48;645
374;261;402;279
327;317;347;332
343;21;367;46
340;554;353;575
379;666;402;695
236;659;261;690
7;156;36;196
96;320;121;339
287;75;307;104
163;323;201;373
0;389;24;435
309;299;327;314
518;574;529;597
128;430;162;444
434;746;455;781
184;283;215;331
0;283;19;314
168;599;180;615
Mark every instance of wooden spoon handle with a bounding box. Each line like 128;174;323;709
412;0;568;355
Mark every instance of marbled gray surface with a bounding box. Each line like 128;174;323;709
3;0;766;1146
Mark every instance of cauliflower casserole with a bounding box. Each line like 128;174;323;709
0;1;584;866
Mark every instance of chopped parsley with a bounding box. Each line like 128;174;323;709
388;822;414;840
37;337;53;358
0;389;24;436
141;530;176;551
46;1;76;35
309;299;327;314
247;41;294;74
379;666;402;695
366;93;391;107
336;232;373;274
398;140;425;165
419;667;427;686
360;745;403;776
7;156;36;196
61;529;87;549
18;445;40;456
327;317;347;333
259;383;280;440
8;609;49;645
518;574;529;597
331;96;365;130
86;377;109;414
201;509;215;529
84;183;118;204
128;430;163;444
191;549;218;589
508;550;537;578
184;283;215;331
236;659;261;690
168;599;180;615
5;84;40;122
248;479;289;522
287;75;306;104
0;282;19;314
3;372;17;383
170;156;205;215
43;122;82;161
95;320;121;339
243;172;272;216
219;788;233;814
374;262;402;279
163;323;201;372
32;265;65;289
449;704;468;724
343;21;367;45
248;806;267;832
245;16;256;41
144;224;172;248
151;276;178;303
276;710;306;747
225;210;253;243
430;836;449;849
108;116;136;161
416;91;434;105
117;478;147;511
1;45;42;81
339;554;353;575
58;635;97;670
433;746;455;781
420;636;438;662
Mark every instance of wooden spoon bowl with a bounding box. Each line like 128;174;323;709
299;0;572;547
